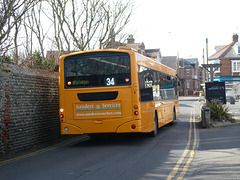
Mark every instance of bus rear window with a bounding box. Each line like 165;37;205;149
64;52;131;88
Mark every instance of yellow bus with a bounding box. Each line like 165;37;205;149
59;46;180;137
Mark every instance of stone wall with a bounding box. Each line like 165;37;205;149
0;63;60;156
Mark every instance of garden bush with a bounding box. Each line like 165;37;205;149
206;101;233;122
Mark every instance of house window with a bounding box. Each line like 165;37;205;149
238;46;240;55
232;60;240;72
186;80;190;88
186;69;190;76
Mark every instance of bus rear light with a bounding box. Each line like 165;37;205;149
60;114;64;118
60;108;64;113
67;81;72;86
64;127;69;132
134;105;138;109
131;124;136;129
134;111;139;115
125;78;130;82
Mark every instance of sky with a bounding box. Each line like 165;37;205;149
127;0;240;64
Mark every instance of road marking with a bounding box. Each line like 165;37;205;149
0;135;88;167
177;109;197;180
167;106;198;180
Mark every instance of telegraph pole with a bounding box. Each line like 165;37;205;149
206;38;208;64
206;38;209;81
203;48;205;82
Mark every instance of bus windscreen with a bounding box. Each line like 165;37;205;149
64;52;131;88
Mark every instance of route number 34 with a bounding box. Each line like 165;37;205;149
106;77;115;86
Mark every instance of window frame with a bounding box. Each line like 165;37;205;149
186;80;190;89
137;64;178;102
64;51;131;88
232;60;240;72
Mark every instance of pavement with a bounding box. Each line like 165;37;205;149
184;97;240;179
228;100;240;120
211;100;240;128
186;124;240;180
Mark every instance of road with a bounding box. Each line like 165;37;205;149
0;97;239;180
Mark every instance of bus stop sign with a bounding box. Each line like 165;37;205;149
205;82;226;104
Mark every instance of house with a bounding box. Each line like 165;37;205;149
208;33;240;82
126;34;162;63
177;58;203;96
126;34;146;56
162;56;178;70
145;49;162;63
208;33;240;98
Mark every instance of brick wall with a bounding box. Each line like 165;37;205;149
220;59;231;76
0;63;61;156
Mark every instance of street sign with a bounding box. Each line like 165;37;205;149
205;82;226;104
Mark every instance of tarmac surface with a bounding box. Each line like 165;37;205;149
182;96;240;179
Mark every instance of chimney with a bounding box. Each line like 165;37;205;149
232;33;239;42
127;34;135;44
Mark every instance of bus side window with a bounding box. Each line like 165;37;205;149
138;65;153;101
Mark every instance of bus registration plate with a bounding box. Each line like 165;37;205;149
74;101;122;119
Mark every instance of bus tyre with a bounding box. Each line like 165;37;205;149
149;115;158;137
173;108;176;120
170;109;176;125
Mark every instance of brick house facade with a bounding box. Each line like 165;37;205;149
209;34;240;81
178;58;203;96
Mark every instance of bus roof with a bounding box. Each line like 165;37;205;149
59;47;176;77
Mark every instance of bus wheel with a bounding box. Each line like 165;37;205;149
149;115;158;137
170;108;176;125
173;108;176;120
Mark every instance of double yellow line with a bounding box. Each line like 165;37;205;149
167;107;198;180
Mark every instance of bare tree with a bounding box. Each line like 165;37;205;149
23;9;34;65
27;2;49;58
45;0;71;52
98;0;133;49
0;0;36;56
47;0;133;51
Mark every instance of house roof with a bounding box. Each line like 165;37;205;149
209;41;238;60
145;49;160;58
224;42;240;59
184;58;198;68
162;56;178;70
126;42;145;51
